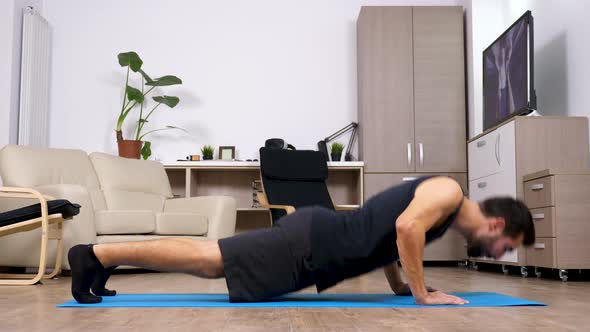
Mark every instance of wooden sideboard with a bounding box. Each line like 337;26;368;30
163;161;364;233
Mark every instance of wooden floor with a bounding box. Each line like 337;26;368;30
1;266;589;331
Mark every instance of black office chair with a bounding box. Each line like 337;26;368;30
258;147;354;224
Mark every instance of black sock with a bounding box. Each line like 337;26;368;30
91;265;118;296
68;244;104;303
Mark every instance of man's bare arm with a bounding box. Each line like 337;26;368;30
384;262;405;292
395;177;465;304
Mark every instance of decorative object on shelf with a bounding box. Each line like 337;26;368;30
186;155;200;161
330;142;344;161
219;146;236;160
251;180;263;208
115;51;183;160
201;145;214;160
317;122;358;161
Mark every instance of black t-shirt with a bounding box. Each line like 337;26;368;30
310;176;463;292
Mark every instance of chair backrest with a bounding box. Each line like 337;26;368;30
89;152;173;212
0;144;107;210
259;147;334;223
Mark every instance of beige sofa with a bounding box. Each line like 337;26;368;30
0;145;237;270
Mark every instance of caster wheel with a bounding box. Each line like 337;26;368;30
501;264;509;275
471;262;479;271
559;269;568;282
520;266;528;278
534;267;541;278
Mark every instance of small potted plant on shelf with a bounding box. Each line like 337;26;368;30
330;142;344;161
201;145;214;160
115;51;184;159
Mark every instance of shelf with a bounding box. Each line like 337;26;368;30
162;161;364;168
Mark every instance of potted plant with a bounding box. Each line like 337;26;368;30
115;51;183;159
201;145;214;160
330;142;344;161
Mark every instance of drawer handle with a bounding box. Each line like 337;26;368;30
532;213;545;220
531;183;544;191
477;182;487;189
402;177;417;182
477;140;486;148
533;243;546;249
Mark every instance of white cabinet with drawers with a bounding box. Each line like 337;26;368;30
467;116;589;268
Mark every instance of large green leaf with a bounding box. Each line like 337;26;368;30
152;96;180;108
118;52;143;72
138;69;154;83
126;85;144;103
145;75;182;86
141;141;152;160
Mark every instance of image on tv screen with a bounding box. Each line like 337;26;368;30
483;17;528;130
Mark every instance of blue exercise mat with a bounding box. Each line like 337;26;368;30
57;292;545;308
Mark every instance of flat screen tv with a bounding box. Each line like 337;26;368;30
483;10;536;131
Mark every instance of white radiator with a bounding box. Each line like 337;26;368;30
18;7;51;147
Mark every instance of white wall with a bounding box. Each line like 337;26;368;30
44;0;463;161
466;0;590;141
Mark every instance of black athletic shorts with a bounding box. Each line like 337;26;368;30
218;207;316;302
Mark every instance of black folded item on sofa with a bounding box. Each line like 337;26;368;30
0;200;81;228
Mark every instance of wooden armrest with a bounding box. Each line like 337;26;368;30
335;205;359;211
0;213;64;236
0;187;55;201
265;204;296;215
255;192;296;214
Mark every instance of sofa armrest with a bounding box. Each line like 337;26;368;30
35;184;98;269
164;196;237;239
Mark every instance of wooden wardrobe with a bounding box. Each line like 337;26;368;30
357;6;467;261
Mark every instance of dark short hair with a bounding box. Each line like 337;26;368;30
480;197;535;246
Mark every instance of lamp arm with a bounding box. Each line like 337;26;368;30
324;122;358;142
344;125;358;161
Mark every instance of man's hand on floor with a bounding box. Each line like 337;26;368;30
392;283;436;296
415;290;469;305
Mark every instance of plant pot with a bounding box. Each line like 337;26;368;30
117;140;142;159
203;155;213;160
331;153;342;161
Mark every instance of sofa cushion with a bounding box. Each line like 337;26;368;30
95;210;155;235
89;152;173;198
155;212;208;236
0;145;107;210
103;190;166;213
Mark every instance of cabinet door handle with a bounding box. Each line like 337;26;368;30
531;184;544;191
402;177;417;182
497;134;501;165
495;134;501;166
477;182;487;189
419;143;424;166
477;140;486;148
533;243;546;249
407;143;412;166
532;213;545;220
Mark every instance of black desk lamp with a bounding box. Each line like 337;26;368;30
317;122;358;161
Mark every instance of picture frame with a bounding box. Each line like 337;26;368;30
219;146;235;161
